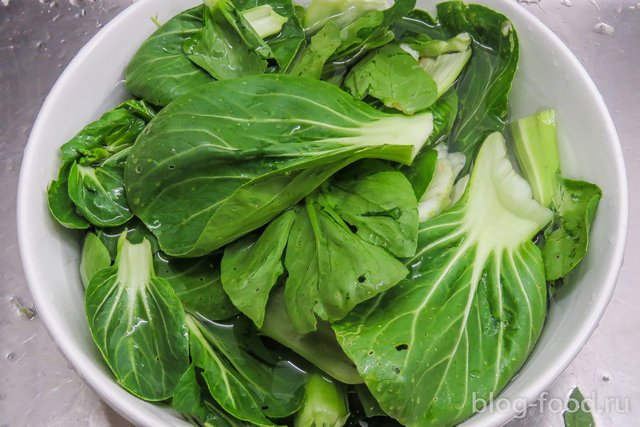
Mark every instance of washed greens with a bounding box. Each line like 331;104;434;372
47;0;603;426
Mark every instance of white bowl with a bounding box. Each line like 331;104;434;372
17;0;628;425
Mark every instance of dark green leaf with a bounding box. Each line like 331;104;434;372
173;364;210;421
563;387;596;427
288;20;342;79
173;364;253;426
183;0;268;80
284;200;408;333
67;148;133;227
219;161;417;335
47;161;89;229
235;0;305;70
221;210;296;328
125;6;213;106
328;12;390;63
183;1;266;79
59;107;147;164
437;1;519;169
380;0;417;28
96;220;238;321
542;177;602;280
344;44;438;114
155;253;239;322
85;236;189;401
315;160;419;257
187;315;305;425
48;100;149;229
126;75;432;257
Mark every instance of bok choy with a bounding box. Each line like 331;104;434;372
46;0;603;426
126;75;432;257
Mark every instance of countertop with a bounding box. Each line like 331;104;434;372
0;0;638;426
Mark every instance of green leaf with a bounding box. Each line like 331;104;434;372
333;133;553;426
59;107;147;164
344;44;438;114
205;0;274;59
315;160;419;257
288;20;342;79
284;200;408;333
332;0;415;61
96;220;238;320
85;236;189;401
235;0;305;70
96;218;160;261
80;232;112;288
125;6;214;106
173;364;210;421
563;388;596;427
127;75;433;257
183;0;268;80
172;364;252;426
437;1;519;169
542;177;602;281
221;210;296;328
47;161;90;229
154;253;239;321
67;148;133;227
331;10;391;62
187;314;305;425
117;99;157;122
